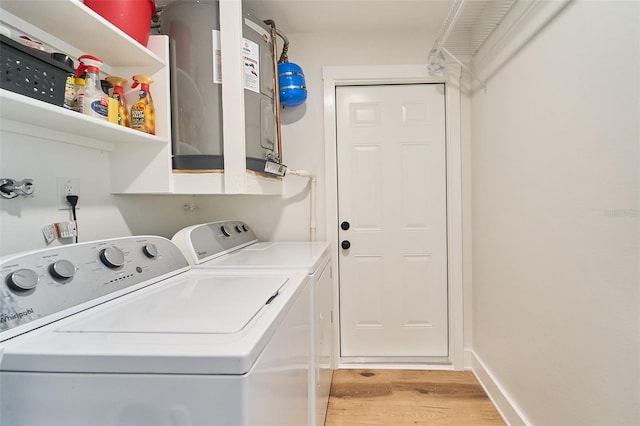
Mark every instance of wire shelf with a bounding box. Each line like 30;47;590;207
428;0;516;89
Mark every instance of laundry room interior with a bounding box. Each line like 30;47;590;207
0;0;638;425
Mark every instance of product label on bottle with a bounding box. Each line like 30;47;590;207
131;106;145;129
77;93;85;113
112;94;126;126
63;75;76;110
90;97;109;118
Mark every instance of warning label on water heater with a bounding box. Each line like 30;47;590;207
242;39;260;93
211;30;260;93
212;30;222;84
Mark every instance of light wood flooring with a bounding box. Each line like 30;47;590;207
324;369;505;426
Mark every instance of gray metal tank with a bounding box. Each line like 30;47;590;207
160;0;276;172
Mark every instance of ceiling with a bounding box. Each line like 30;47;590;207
155;0;454;35
244;0;453;34
154;0;517;56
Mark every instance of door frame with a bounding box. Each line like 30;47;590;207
322;64;464;370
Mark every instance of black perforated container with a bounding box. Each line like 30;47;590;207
0;35;74;106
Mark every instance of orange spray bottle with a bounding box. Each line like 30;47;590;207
106;76;130;128
130;74;155;135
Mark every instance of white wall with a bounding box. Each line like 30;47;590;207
470;1;639;424
194;30;448;243
0;131;201;255
0;30;443;249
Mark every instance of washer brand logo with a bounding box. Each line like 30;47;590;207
1;308;34;324
197;250;208;257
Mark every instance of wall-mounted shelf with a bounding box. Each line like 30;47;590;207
0;89;168;151
0;0;282;196
0;0;169;154
432;0;516;57
428;0;516;89
0;0;164;71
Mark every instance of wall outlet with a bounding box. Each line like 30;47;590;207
57;177;80;210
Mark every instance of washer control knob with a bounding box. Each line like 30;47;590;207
49;260;76;280
142;243;158;258
235;225;242;233
220;226;232;237
6;268;39;291
99;246;125;269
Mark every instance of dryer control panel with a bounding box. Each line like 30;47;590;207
172;221;258;265
0;236;189;340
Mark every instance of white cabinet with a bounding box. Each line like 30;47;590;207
0;0;281;195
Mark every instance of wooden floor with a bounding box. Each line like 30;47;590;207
324;369;505;426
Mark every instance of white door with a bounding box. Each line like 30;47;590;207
336;84;448;358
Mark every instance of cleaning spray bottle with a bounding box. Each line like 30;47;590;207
100;79;119;125
75;55;108;120
106;76;130;127
130;74;155;135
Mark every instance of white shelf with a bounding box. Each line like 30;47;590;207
171;173;282;195
0;0;164;70
432;0;517;57
0;0;283;195
428;0;516;90
0;89;169;151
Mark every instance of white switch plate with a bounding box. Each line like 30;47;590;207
57;177;80;210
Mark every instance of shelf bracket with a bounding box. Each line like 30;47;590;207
428;0;465;74
432;47;488;93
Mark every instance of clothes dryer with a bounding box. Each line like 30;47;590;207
172;220;333;426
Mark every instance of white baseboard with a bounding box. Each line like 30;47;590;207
338;362;455;371
465;350;530;426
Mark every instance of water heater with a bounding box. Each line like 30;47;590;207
160;0;277;173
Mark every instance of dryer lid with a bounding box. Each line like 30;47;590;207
199;241;330;272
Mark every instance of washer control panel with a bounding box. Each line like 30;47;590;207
172;221;258;265
0;236;189;338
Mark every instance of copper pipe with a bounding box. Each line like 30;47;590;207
264;20;283;163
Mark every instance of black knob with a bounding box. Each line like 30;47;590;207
341;221;350;231
341;240;351;250
220;226;231;237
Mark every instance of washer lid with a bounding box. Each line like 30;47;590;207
0;272;308;375
59;274;284;334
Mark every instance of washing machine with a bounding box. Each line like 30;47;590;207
0;236;310;426
172;220;333;426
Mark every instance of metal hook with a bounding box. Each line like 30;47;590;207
0;178;35;199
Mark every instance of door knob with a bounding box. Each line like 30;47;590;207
341;221;350;230
341;240;351;250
